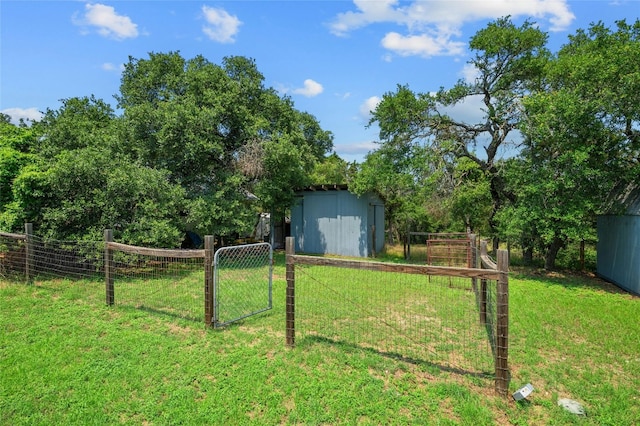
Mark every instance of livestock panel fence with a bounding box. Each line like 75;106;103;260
285;237;509;396
405;232;475;266
1;224;272;327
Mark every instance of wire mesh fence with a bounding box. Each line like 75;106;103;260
405;232;475;266
109;251;205;321
286;237;509;395
2;226;273;326
0;232;27;280
294;264;497;374
1;230;104;281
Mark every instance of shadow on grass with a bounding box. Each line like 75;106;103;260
115;303;202;323
298;334;496;380
116;303;278;328
510;267;638;297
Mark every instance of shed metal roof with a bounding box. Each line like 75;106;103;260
297;184;349;192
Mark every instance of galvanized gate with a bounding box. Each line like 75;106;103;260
212;242;272;327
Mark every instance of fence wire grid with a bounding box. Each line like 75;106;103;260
292;263;498;376
111;252;204;321
1;228;206;322
0;232;103;281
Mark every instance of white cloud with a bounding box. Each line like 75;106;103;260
336;140;379;155
329;0;404;36
460;63;480;84
330;0;575;57
202;6;242;43
292;79;324;97
381;32;465;58
101;62;124;73
1;107;43;125
359;96;381;120
73;3;138;40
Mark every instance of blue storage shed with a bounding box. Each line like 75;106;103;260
597;187;640;296
290;184;385;257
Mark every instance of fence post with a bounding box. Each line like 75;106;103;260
371;225;376;258
204;235;215;327
286;236;295;347
470;234;477;292
24;223;33;282
479;241;489;325
495;249;510;396
104;229;114;306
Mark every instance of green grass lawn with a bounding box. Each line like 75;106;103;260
1;253;639;425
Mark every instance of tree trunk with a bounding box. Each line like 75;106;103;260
522;246;533;265
544;237;564;270
492;236;500;253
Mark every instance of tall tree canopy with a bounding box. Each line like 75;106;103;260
502;19;640;268
362;17;639;269
116;52;332;236
0;53;333;246
367;18;549;241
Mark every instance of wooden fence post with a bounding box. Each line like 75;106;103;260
286;236;295;347
204;235;215;327
495;249;510;396
24;223;33;282
104;229;114;306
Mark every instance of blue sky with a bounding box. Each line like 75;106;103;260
1;1;638;162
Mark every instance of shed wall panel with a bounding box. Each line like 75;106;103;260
291;189;383;258
597;215;640;295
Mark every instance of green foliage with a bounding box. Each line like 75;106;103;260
0;148;35;207
500;19;640;268
253;135;313;215
115;51;331;237
35;96;116;157
309;152;352;185
0;119;39;152
0;122;41;212
366;18;549;241
0;163;51;231
0;52;334;246
446;158;492;234
352;144;435;240
184;173;256;239
4;148;186;245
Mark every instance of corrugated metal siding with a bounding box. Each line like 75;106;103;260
597;215;640;295
291;190;384;257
